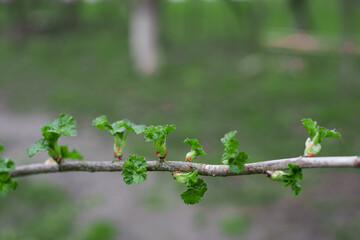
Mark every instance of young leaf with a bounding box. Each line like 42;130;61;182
26;139;49;158
221;131;239;154
269;163;303;196
227;152;248;174
181;178;208;205
0;146;18;195
41;113;77;137
122;155;147;185
302;118;341;156
0;158;16;173
301;118;317;138
174;170;208;205
221;131;248;173
0;173;18;194
27;113;82;163
174;171;198;184
184;138;206;161
60;145;83;160
92;116;145;160
144;125;176;159
92;115;113;131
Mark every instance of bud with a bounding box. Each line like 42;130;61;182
270;170;285;181
173;171;187;184
156;150;167;158
114;145;122;160
185;151;196;162
304;138;321;157
44;158;56;164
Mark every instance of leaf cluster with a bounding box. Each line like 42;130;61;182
27;114;83;163
221;131;248;173
174;170;208;205
144;125;176;143
93;115;145;159
302;118;341;144
184;138;206;161
93;115;145;136
121;155;147;185
144;125;176;158
270;164;303;196
0;144;18;194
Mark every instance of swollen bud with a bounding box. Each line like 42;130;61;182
185;151;197;162
304;138;321;157
173;171;187;184
269;170;285;181
44;158;56;164
114;144;122;160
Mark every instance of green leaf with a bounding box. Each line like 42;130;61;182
175;170;208;205
221;131;239;153
111;121;127;135
93;116;145;136
0;144;4;154
318;127;341;143
184;138;206;161
144;125;176;142
28;114;81;161
144;125;176;158
122;155;147;185
301;118;317;138
0;158;16;172
184;138;202;148
221;131;248;173
27;138;49;158
282;164;303;196
228;152;248;174
41;113;77;138
0;172;18;195
60;145;83;160
92;115;113;132
269;164;303;196
181;178;208;205
184;139;206;154
0;156;18;195
174;171;198;184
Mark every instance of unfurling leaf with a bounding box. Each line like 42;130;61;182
184;138;206;161
181;178;207;205
122;155;147;185
27;113;82;163
144;125;176;159
174;170;208;205
26;138;48;157
227;152;248;174
302;118;341;156
221;131;248;173
0;145;18;195
60;145;83;160
269;163;303;196
92;116;145;159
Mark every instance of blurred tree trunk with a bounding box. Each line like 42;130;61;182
223;0;263;51
7;0;29;43
58;0;81;31
289;0;311;32
339;0;359;93
130;0;159;74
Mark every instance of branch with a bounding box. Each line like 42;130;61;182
10;156;360;178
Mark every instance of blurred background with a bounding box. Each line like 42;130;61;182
0;0;360;239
